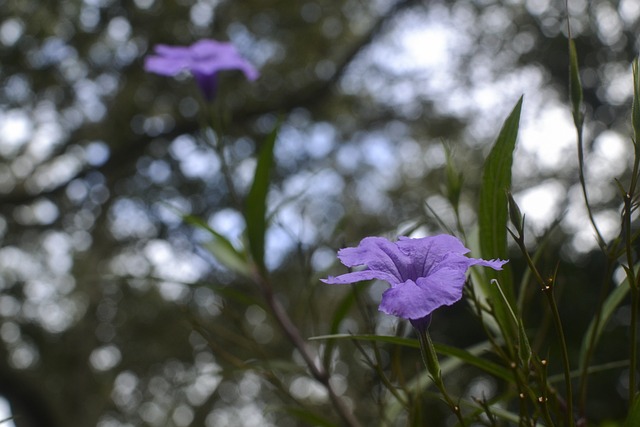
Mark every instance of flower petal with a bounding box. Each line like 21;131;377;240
144;39;259;100
321;269;398;285
397;234;470;278
336;237;410;284
153;44;192;58
468;257;509;270
379;278;463;320
187;40;260;80
414;267;467;302
144;56;189;76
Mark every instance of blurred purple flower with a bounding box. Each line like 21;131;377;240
322;235;507;330
144;39;259;100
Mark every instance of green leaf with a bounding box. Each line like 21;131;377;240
322;289;359;370
517;318;532;369
183;214;251;277
309;333;419;348
579;279;631;373
245;124;279;273
309;334;510;381
378;338;515;421
435;342;511;382
569;39;584;127
625;393;640;427
478;96;523;334
282;406;338;427
632;58;640;142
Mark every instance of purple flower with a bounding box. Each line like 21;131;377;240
144;39;259;100
322;235;507;329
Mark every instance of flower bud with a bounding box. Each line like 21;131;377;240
507;191;524;236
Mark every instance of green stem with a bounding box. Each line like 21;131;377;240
626;279;637;404
534;358;556;427
203;102;242;209
575;124;606;249
512;236;573;426
542;285;574;427
416;328;467;426
623;185;640;404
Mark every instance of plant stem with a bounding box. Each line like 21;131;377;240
575;125;606;249
416;328;467;426
631;285;639;402
542;284;574;427
255;272;362;427
512;235;574;426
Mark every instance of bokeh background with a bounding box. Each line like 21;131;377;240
1;0;639;425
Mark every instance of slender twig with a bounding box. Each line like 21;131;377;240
203;103;243;209
254;272;362;427
541;282;574;427
575;124;606;249
510;232;574;426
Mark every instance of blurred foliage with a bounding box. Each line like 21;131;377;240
0;0;640;426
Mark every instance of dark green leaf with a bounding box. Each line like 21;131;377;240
478;96;523;335
625;392;640;427
632;58;640;142
245;124;279;273
309;333;419;348
323;289;358;369
579;279;631;373
283;406;338;427
183;214;251;277
435;342;511;382
569;39;584;127
310;334;511;381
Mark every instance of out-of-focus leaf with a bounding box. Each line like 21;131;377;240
625;392;640;427
309;333;418;348
322;289;359;370
310;334;509;381
183;213;251;277
478;96;523;336
283;406;338;427
517;318;532;369
569;38;584;127
579;278;631;373
381;338;510;420
245;124;279;273
632;58;640;142
212;286;262;307
435;342;511;382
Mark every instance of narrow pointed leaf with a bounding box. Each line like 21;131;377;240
310;334;510;381
245;124;279;272
625;392;640;427
323;289;359;369
183;214;251;277
632;58;640;142
517;318;532;368
579;279;631;372
478;96;522;335
569;39;584;127
283;407;338;427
